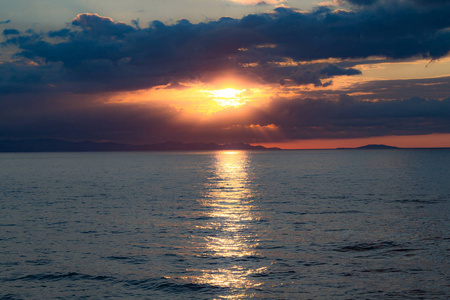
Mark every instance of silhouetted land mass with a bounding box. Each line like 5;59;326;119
356;144;399;149
336;144;399;150
0;139;280;152
1;140;449;152
336;144;449;150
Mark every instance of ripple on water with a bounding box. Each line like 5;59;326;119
2;272;114;283
333;241;397;252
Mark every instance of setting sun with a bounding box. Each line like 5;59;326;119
205;88;247;108
107;82;270;115
210;88;242;99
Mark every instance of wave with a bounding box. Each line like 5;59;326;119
334;241;397;252
2;272;114;283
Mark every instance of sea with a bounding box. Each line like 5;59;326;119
1;150;449;299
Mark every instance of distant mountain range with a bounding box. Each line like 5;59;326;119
0;139;280;152
0;140;448;152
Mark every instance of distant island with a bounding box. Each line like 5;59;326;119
0;139;280;152
357;144;399;149
336;144;449;150
337;144;399;150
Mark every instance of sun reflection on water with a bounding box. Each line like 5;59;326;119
187;151;266;298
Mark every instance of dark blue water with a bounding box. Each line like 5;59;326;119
1;150;449;299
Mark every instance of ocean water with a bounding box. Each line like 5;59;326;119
0;150;449;299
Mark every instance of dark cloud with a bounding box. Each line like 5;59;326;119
347;0;450;6
0;60;67;95
346;0;379;6
347;76;450;101
0;93;189;143
249;62;361;87
71;13;134;38
241;95;450;140
1;1;449;95
285;74;450;102
347;0;379;6
3;29;20;36
411;0;450;5
48;28;73;38
319;64;362;77
0;20;11;25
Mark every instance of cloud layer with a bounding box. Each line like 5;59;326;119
3;1;450;93
1;91;448;143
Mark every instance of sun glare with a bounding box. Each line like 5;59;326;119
205;88;247;108
108;79;271;114
211;88;242;99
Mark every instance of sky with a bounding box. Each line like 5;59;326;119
1;0;449;149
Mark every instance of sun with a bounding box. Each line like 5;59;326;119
211;88;242;99
107;78;270;115
206;88;247;108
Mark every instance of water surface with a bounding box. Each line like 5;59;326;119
1;150;449;299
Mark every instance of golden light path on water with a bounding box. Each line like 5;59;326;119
187;151;267;299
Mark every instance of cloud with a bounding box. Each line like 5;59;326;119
346;0;450;6
0;20;11;25
3;29;20;36
48;28;73;38
241;95;450;140
0;60;67;95
2;2;449;96
347;76;450;101
284;73;450;102
0;92;190;143
411;0;450;5
346;0;379;6
319;64;362;77
71;13;134;38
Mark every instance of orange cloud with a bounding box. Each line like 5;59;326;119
106;79;272;115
